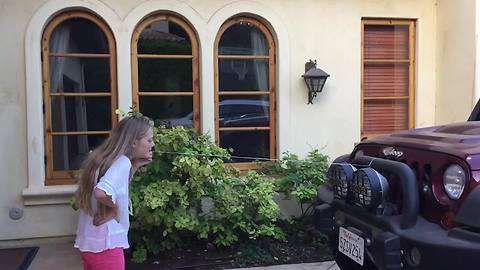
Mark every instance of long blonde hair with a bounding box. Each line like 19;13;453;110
75;115;153;216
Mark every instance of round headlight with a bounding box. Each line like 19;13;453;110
351;168;389;210
328;163;356;200
443;164;466;200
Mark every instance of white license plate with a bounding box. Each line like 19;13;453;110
338;227;364;266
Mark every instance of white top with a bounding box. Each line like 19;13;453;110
74;155;132;252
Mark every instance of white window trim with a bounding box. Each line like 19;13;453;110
24;0;290;205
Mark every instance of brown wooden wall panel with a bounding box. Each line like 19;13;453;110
364;25;409;60
363;100;408;134
364;64;409;97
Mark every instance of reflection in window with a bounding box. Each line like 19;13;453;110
219;22;269;55
218;59;269;91
132;15;200;131
220;131;269;162
49;58;110;93
219;96;269;128
42;12;117;184
216;18;276;163
51;96;111;132
139;96;193;128
49;18;108;54
138;58;192;91
53;135;107;170
138;20;192;55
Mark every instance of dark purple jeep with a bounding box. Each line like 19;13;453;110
316;107;480;270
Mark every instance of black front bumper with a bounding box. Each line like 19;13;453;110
331;200;480;270
318;155;480;269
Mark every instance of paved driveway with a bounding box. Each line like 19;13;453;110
29;242;340;270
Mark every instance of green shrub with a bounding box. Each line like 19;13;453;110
129;126;283;262
259;150;329;216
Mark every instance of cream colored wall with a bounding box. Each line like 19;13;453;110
0;0;441;241
0;0;79;241
271;0;438;155
436;0;476;124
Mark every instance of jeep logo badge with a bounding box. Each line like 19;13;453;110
382;147;403;158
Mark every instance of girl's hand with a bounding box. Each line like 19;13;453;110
93;206;119;226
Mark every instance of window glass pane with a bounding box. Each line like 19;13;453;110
52;135;107;170
363;99;408;134
51;97;111;132
49;18;108;54
219;59;268;91
220;131;269;162
219;23;268;55
139;96;193;127
219;96;269;127
364;63;409;97
364;24;409;60
49;57;110;93
138;58;192;91
138;20;192;55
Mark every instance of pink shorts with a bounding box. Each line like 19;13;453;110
80;248;125;270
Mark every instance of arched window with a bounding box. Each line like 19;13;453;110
131;14;200;130
215;17;276;166
42;11;117;185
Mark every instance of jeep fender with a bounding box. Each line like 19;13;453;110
455;185;480;229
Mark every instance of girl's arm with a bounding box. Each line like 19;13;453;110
93;188;119;225
93;188;116;208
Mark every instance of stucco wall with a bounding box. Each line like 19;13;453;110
0;0;79;242
436;0;476;124
0;0;442;241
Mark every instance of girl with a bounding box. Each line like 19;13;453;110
74;115;154;270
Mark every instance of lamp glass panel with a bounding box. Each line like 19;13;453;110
313;78;321;92
307;78;316;92
317;77;326;92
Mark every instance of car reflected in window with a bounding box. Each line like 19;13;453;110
157;112;194;127
221;112;269;127
157;99;269;128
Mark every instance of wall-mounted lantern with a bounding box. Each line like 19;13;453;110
302;59;330;104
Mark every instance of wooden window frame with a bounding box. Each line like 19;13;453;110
131;14;201;132
214;17;277;170
361;19;416;138
42;11;118;185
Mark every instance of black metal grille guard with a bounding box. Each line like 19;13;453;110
350;156;419;229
